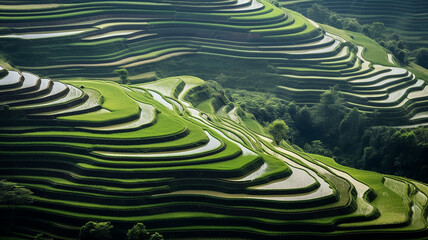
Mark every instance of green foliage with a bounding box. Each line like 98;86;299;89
149;232;164;240
0;104;9;112
303;140;333;157
339;107;366;150
114;68;129;84
80;221;113;240
362;22;386;40
381;38;408;63
416;48;428;68
266;119;289;145
361;127;428;181
265;0;280;7
0;179;33;205
312;85;346;137
343;18;362;32
230;84;427;182
306;4;330;23
127;223;151;240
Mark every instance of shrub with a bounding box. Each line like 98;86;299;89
127;223;151;240
416;48;428;68
266;119;289;145
80;221;113;240
114;68;129;84
149;232;164;240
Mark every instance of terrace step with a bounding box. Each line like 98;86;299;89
29;88;102;118
0;72;40;96
0;78;54;102
15;84;87;114
0;71;23;90
2;81;68;107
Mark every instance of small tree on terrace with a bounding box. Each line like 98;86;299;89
114;68;129;84
80;221;113;240
0;180;33;205
0;179;34;228
267;119;289;145
416;48;428;68
149;232;164;240
127;223;151;240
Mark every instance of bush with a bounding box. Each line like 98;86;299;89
127;223;151;240
416;48;428;68
266;119;289;145
80;221;113;240
149;232;164;240
114;68;129;84
0;179;33;205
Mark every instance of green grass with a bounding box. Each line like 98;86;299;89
137;77;182;97
59;81;140;123
196;99;214;114
240;113;267;136
306;154;411;227
321;24;393;66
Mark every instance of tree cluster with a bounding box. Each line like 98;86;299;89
0;179;34;205
79;221;164;240
231;86;428;182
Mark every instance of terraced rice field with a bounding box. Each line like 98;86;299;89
0;68;427;239
0;0;427;239
282;0;428;47
0;0;427;126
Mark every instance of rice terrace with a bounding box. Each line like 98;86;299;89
0;0;427;239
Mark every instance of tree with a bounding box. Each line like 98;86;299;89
327;14;343;28
312;85;346;137
416;48;428;68
149;232;164;240
306;4;331;23
127;223;151;240
303;140;333;157
295;105;314;139
267;119;289;145
80;221;113;240
1;180;34;229
364;22;386;40
0;180;33;205
339;107;367;153
343;18;362;32
114;68;129;84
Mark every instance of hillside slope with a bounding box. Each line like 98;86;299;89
282;0;428;48
0;66;427;239
0;0;427;126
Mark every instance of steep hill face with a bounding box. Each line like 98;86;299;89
282;0;428;48
0;0;427;126
0;66;427;239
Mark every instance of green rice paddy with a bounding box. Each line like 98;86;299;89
0;0;427;239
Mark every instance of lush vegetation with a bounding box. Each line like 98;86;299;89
0;0;426;239
231;86;428;182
